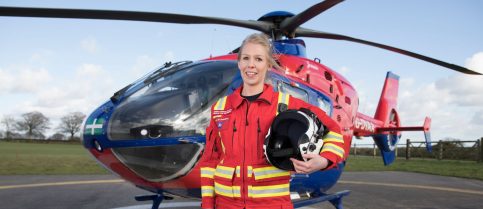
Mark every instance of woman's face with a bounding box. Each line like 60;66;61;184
238;42;271;89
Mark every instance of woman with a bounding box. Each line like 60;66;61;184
199;33;344;209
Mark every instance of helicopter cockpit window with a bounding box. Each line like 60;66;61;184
108;60;239;140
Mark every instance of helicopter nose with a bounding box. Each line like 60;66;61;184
82;59;241;183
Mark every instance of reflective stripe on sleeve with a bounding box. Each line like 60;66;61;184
201;186;214;197
214;182;241;198
200;167;215;179
322;131;344;144
248;183;290;198
252;166;290;180
320;143;345;158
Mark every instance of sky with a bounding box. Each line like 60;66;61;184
1;0;482;144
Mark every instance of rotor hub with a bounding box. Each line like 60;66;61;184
258;11;295;40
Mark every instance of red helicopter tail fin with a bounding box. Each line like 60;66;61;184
352;71;400;138
370;71;401;165
369;72;432;165
374;71;399;125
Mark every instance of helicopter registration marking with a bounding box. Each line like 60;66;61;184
355;118;375;133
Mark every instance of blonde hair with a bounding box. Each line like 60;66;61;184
237;33;281;70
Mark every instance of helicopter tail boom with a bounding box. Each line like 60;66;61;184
353;72;432;165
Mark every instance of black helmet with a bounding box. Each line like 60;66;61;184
264;109;324;171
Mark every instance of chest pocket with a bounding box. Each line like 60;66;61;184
213;96;230;133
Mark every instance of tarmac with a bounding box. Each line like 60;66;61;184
1;171;482;209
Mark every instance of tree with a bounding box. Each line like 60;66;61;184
1;115;16;139
16;111;50;139
58;112;86;140
50;132;66;140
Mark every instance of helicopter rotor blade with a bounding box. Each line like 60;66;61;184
295;28;481;75
0;6;272;33
280;0;343;36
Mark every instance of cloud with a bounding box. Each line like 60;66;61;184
396;52;483;140
76;63;104;77
338;66;350;76
129;52;176;78
130;55;160;79
81;37;99;54
0;66;52;94
465;52;483;74
17;68;52;92
436;75;483;107
0;68;15;93
69;64;116;107
471;110;483;125
29;50;54;64
10;63;118;120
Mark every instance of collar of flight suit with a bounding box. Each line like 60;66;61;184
230;84;275;110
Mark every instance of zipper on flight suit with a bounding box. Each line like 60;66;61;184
242;100;250;206
257;117;261;159
245;102;251;126
232;119;237;151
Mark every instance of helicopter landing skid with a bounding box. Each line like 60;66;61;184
135;193;173;209
293;190;351;209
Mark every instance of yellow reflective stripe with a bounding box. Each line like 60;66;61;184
321;143;345;158
214;182;241;198
252;166;290;180
248;183;290;198
215;165;235;179
323;131;344;144
214;96;227;110
201;186;214;197
200;167;215;179
247;166;253;178
236;166;240;178
276;93;290;115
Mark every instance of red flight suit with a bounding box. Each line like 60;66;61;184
199;84;344;209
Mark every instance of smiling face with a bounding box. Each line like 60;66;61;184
238;42;272;95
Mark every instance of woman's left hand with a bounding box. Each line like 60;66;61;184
290;154;329;174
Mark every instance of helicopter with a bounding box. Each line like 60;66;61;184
1;1;481;209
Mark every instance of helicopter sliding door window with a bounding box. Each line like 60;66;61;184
275;80;332;116
276;81;309;102
316;96;332;116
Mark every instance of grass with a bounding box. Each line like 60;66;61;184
1;141;482;180
345;155;483;180
0;141;108;175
